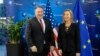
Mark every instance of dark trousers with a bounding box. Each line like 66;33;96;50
29;44;49;56
62;51;75;56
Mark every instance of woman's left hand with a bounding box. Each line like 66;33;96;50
76;53;80;56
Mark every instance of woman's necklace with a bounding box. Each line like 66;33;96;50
65;22;71;32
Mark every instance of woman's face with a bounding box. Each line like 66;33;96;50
63;11;71;22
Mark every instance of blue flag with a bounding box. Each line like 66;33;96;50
73;0;93;56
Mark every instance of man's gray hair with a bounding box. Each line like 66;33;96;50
34;6;44;10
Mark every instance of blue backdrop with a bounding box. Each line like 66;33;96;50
0;0;100;56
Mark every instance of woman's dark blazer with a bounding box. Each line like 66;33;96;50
58;23;80;53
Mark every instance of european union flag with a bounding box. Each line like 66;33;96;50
73;0;93;56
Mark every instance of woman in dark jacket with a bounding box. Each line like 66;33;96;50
58;9;80;56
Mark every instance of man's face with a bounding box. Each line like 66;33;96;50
35;8;44;19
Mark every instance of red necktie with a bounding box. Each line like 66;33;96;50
40;19;43;29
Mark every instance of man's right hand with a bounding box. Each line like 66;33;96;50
30;46;37;52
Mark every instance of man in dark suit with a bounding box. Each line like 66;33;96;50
26;6;55;56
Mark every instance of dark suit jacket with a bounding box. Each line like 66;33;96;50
58;23;80;53
26;17;55;54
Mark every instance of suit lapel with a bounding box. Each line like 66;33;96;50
34;17;44;32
